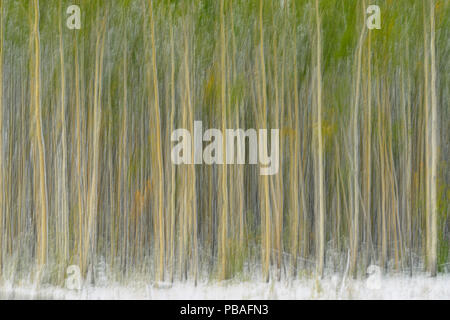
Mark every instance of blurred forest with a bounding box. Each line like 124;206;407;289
0;0;448;286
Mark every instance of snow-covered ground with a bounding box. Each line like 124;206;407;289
1;274;449;300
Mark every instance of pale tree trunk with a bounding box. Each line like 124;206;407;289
74;35;84;273
85;16;106;275
32;0;48;269
350;13;365;277
182;25;197;285
58;0;69;270
219;0;229;281
290;59;300;277
259;0;271;282
314;0;325;278
148;0;165;282
429;0;438;277
0;0;3;272
169;26;176;283
363;30;373;270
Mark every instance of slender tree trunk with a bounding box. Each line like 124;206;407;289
428;0;438;277
314;0;325;278
259;0;271;282
58;0;69;270
423;0;432;274
149;0;165;282
86;15;106;275
169;26;176;283
350;17;365;277
32;0;49;269
73;32;84;273
363;29;373;270
0;0;4;272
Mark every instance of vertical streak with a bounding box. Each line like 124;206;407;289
429;0;438;277
314;0;325;278
149;0;165;282
259;0;271;282
58;0;69;268
351;6;366;277
32;0;48;268
219;0;229;281
0;0;3;270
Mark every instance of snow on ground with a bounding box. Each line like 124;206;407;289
1;275;449;300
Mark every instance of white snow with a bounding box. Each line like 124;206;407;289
1;274;450;300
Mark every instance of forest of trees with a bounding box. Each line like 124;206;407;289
0;0;448;287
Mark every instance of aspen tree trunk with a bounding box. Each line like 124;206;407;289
169;26;176;283
429;0;438;277
115;39;128;268
259;0;271;282
18;74;27;269
73;33;84;273
32;0;49;269
58;0;69;268
0;0;3;271
377;82;388;271
229;1;246;259
177;19;190;280
423;0;432;274
219;0;229;281
169;38;176;283
401;76;413;274
271;17;284;281
290;60;300;278
314;0;325;278
364;29;372;270
182;25;198;285
149;0;165;282
350;16;365;277
86;16;106;275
